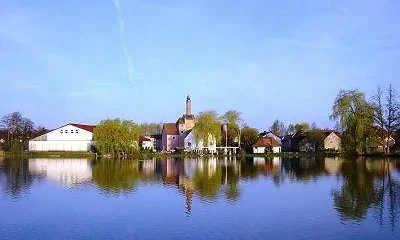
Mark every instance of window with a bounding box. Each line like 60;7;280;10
60;130;63;134
76;130;79;133
172;137;176;140
65;130;68;133
181;131;184;133
71;130;74;133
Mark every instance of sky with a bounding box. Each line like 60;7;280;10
1;0;400;130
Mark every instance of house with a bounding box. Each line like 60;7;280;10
282;131;306;152
324;131;341;151
184;130;217;154
366;128;397;154
162;96;195;151
28;123;95;152
259;131;282;145
152;134;162;151
139;136;153;149
139;135;162;151
253;136;281;153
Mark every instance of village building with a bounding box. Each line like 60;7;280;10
253;136;282;153
282;130;341;153
184;130;217;154
139;135;162;151
28;123;95;152
161;96;196;152
259;131;282;145
139;136;153;149
324;132;341;151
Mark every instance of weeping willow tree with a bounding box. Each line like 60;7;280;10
94;119;140;157
331;90;375;154
193;111;222;145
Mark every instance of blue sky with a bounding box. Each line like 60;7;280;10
1;0;399;130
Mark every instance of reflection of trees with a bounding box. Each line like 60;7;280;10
192;162;222;199
0;158;33;200
178;158;241;202
333;158;400;227
92;159;140;195
333;159;380;220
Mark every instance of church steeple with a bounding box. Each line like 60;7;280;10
186;95;191;116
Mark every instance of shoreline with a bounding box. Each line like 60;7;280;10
2;151;400;159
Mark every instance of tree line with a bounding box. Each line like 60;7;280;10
331;84;400;155
0;112;47;152
2;84;398;156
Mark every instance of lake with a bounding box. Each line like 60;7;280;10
0;156;399;240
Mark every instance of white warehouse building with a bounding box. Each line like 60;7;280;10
29;123;95;152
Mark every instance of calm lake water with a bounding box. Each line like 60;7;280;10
0;156;399;240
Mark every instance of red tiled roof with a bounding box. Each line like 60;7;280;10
253;137;281;148
163;123;179;135
70;123;95;133
139;136;151;142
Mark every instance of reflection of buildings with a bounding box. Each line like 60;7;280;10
254;157;281;175
254;157;266;166
324;157;343;174
29;158;92;185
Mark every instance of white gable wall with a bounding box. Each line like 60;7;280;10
29;124;94;152
253;146;281;154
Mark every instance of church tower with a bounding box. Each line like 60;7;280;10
186;95;192;116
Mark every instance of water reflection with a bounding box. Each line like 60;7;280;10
0;158;33;200
332;159;400;228
0;156;399;226
28;158;92;186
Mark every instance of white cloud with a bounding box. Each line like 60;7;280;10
113;0;135;84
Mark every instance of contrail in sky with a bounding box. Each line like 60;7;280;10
113;0;134;83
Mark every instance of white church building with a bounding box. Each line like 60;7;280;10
29;123;95;152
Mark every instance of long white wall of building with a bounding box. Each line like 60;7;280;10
29;124;94;152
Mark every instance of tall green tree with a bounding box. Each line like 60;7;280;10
240;126;259;152
94;119;140;157
221;110;243;146
193;111;222;145
331;89;374;154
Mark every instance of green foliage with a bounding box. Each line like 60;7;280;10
240;127;259;151
193;111;222;145
331;89;375;154
295;122;311;133
221;110;243;146
269;119;286;137
94;118;140;157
